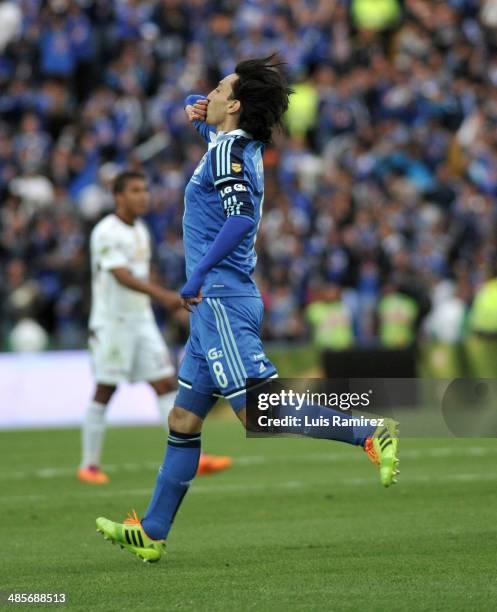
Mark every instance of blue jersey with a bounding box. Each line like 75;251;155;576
183;124;265;297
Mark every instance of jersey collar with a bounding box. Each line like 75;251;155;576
217;128;252;140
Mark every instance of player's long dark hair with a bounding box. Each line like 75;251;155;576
232;55;293;144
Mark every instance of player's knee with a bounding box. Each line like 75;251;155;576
94;384;116;404
168;406;203;434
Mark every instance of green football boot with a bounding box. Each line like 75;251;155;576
96;510;166;563
364;418;399;487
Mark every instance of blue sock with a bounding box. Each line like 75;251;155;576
141;430;201;540
277;401;375;447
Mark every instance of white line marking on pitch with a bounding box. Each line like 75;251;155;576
2;445;497;483
3;471;497;505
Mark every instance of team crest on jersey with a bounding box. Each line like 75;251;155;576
231;162;242;173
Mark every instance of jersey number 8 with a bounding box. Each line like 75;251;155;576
212;361;228;389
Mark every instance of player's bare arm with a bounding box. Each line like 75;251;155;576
110;267;181;311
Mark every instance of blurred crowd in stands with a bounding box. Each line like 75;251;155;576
1;0;497;351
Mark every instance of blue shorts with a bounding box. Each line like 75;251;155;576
176;296;277;417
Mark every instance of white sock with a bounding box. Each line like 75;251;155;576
157;391;176;431
81;401;107;468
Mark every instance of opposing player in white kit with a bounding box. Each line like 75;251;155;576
77;171;232;484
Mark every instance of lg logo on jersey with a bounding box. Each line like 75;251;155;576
220;184;247;197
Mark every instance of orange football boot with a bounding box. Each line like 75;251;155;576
197;453;232;476
77;465;109;484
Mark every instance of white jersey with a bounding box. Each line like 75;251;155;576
89;214;154;328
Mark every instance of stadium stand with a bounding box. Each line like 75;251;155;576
0;0;493;351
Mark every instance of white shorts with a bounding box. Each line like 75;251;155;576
89;320;175;385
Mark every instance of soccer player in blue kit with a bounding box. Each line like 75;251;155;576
96;57;399;562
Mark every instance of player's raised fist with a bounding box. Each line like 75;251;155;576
185;100;208;122
184;94;208;123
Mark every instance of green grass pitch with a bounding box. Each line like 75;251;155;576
2;417;497;611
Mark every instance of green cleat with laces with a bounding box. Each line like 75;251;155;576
363;418;399;487
96;510;166;563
